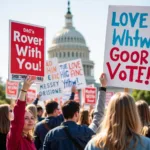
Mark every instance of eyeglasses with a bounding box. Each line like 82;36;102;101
9;109;13;112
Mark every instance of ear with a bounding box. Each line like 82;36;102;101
75;111;79;118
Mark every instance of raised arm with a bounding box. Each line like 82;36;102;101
7;77;33;150
89;73;107;133
69;86;76;100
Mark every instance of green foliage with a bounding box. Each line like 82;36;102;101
132;90;150;104
0;79;10;105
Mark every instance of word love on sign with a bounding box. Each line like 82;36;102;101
9;20;45;82
104;6;150;90
59;59;86;89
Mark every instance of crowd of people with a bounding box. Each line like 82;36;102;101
0;73;150;150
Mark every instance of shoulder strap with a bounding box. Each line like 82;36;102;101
42;120;51;131
63;126;83;150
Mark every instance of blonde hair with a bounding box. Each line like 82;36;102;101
23;104;37;140
136;100;150;137
94;92;142;150
0;104;10;134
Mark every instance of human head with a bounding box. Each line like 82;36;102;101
78;110;90;125
136;100;150;137
26;104;37;120
94;92;141;150
0;104;13;133
136;100;150;126
45;100;59;117
22;105;36;140
62;100;80;122
36;105;43;117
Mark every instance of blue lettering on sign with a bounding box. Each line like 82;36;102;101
112;29;150;48
111;12;148;28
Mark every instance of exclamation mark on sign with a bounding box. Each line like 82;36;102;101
39;61;41;71
145;69;150;85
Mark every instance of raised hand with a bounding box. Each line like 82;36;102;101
99;73;107;87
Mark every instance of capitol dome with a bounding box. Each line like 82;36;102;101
52;27;86;46
48;1;95;85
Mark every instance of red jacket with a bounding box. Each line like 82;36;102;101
7;100;36;150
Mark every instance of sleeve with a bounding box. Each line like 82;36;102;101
43;133;52;150
69;92;75;100
89;87;106;133
34;125;42;150
7;100;26;149
85;139;99;150
33;98;39;106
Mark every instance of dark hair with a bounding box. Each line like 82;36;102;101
37;105;43;112
0;104;10;134
62;100;80;119
46;100;58;114
78;110;90;126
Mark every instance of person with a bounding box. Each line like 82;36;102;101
78;110;90;126
136;100;150;138
0;104;14;150
85;93;150;150
34;86;76;150
36;105;44;122
7;77;36;150
43;73;106;150
26;104;37;121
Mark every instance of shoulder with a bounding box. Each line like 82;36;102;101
45;126;64;139
139;135;150;145
77;125;94;135
85;138;100;150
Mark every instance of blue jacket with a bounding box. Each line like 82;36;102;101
43;88;106;150
85;135;150;150
34;93;75;150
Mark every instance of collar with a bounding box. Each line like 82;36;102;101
61;121;77;127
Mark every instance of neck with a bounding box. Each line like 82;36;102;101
65;118;76;122
48;114;55;117
23;130;29;135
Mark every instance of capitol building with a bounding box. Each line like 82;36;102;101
48;1;96;86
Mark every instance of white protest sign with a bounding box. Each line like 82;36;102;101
38;58;63;101
59;59;86;89
104;6;150;90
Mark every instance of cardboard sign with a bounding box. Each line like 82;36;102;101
83;87;97;104
26;88;37;104
6;80;19;99
38;58;63;101
59;59;86;89
104;6;150;90
105;92;114;107
61;89;80;103
9;20;45;82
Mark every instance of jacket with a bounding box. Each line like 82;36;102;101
43;87;106;150
34;92;75;150
85;135;150;150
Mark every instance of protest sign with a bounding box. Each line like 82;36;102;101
105;92;114;107
59;59;86;89
61;88;80;103
104;6;150;90
38;58;63;101
83;87;97;104
26;88;37;104
6;80;19;99
9;20;45;82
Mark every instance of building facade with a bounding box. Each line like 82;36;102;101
48;1;96;85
